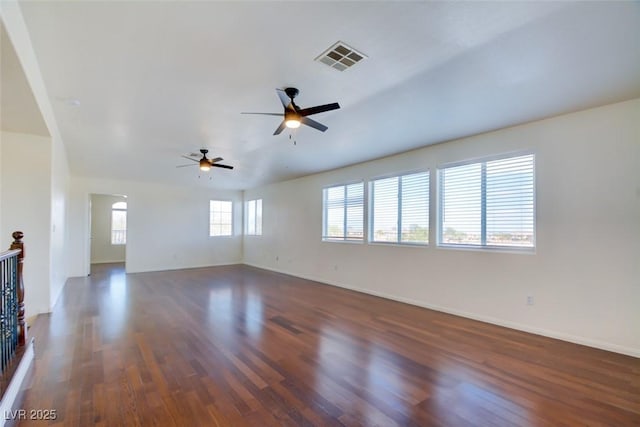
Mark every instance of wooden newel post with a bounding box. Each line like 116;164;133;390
9;231;26;346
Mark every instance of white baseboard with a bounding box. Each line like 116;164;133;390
90;260;125;265
0;339;35;427
243;262;640;358
67;261;243;277
127;261;242;274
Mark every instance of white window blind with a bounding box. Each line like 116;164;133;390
247;200;255;235
439;154;534;248
370;171;429;244
210;200;233;236
246;199;262;236
256;199;262;235
322;183;364;241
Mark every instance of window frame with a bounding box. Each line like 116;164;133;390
369;170;430;246
111;201;127;245
437;151;536;252
322;181;365;243
209;200;234;237
245;199;263;236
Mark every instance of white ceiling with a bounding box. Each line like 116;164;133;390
9;1;640;190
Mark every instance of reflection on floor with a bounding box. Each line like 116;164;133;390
18;264;640;426
90;262;125;276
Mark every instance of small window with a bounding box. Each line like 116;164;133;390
438;153;535;249
322;182;364;241
111;201;127;245
370;171;429;245
210;200;233;237
246;199;262;236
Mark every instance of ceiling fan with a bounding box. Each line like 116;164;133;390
242;87;340;135
177;149;234;172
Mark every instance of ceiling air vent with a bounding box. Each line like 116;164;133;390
315;41;367;72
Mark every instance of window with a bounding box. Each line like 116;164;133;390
209;200;233;236
245;199;262;236
111;201;127;245
370;171;429;244
322;182;364;241
438;153;535;249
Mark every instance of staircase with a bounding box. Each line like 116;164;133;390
0;232;34;426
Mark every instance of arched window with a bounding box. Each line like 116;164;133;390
111;201;127;244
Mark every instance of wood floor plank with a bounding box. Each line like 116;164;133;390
14;263;640;426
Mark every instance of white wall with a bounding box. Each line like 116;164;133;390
2;0;72;314
0;133;2;248
68;177;243;276
0;131;52;317
49;132;69;309
243;98;640;357
90;194;126;263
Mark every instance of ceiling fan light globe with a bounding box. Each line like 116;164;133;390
199;159;211;171
284;109;301;129
285;119;301;129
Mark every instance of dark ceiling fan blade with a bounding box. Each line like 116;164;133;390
211;163;234;169
298;103;340;117
241;112;283;116
176;164;198;168
276;88;291;108
300;116;328;132
181;155;199;162
273;120;287;135
209;157;223;163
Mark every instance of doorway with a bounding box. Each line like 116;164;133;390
89;194;127;275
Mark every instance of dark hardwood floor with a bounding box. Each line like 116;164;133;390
16;264;640;426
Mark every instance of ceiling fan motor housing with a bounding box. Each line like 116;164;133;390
285;109;300;121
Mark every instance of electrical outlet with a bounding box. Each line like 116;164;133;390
526;295;534;306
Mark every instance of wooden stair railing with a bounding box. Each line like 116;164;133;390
0;231;26;373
